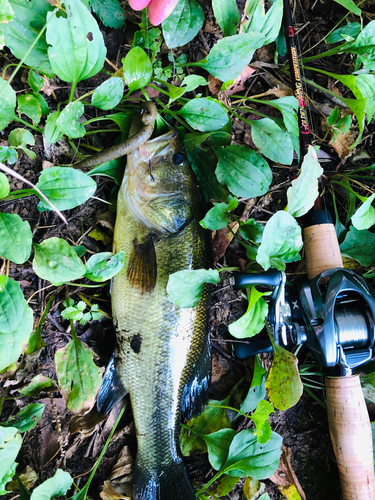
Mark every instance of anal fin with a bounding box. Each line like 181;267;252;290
127;234;157;294
97;355;127;414
181;340;211;421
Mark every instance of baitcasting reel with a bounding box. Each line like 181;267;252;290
230;268;375;375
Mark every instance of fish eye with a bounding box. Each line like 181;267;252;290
172;152;185;165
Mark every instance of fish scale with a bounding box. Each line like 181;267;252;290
101;129;211;500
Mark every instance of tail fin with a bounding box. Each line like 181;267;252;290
133;460;196;500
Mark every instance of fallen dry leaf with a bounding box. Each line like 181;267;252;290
100;480;131;500
209;67;256;97
208;74;222;95
329;127;356;160
269;445;306;500
243;477;267;499
110;446;134;480
212;221;239;264
6;466;38;491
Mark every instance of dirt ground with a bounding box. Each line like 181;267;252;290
1;0;375;499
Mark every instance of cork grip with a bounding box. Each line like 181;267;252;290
326;375;375;500
303;223;343;280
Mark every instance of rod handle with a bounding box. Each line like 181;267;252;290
303;223;343;280
325;375;375;500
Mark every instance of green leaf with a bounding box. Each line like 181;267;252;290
33;237;86;284
0;146;18;165
0;276;25;333
287;146;323;218
333;0;361;15
84;251;125;282
241;0;283;46
8;128;36;159
325;22;360;44
200;200;237;230
263;96;299;137
2;403;45;433
36;166;97;211
351;193;375;230
221;430;282;478
213;476;241;497
239;219;264;244
355;74;375;123
179;98;230;132
28;70;43;92
90;0;125;29
32;91;49;116
19;375;58;397
122;47;152;92
197;33;265;82
212;0;239;36
0;427;22;494
167;269;220;308
162;0;204;49
56;101;86;139
266;341;303;411
0;299;33;372
345;20;375;70
214;145;272;198
251;118;293;165
1;0;54;77
0;173;10;199
0;0;13;23
55;334;102;413
185;146;228;202
202;428;237;470
181;75;208;92
0;213;32;264
340;225;375;266
17;94;41;125
88;158;125;185
91;77;124;110
240;355;267;414
46;0;106;84
250;400;273;444
30;469;73;500
256;211;303;271
0;77;16;132
180;398;232;456
229;286;269;339
44;111;63;144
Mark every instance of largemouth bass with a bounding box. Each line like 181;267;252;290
97;128;211;500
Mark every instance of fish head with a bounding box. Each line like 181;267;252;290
124;130;199;235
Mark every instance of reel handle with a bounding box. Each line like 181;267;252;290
325;375;375;499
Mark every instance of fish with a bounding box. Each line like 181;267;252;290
97;128;211;500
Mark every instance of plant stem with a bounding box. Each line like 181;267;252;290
15;117;44;133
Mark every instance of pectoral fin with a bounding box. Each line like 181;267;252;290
127;235;157;294
97;355;127;414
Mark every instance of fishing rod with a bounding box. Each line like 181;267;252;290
230;1;375;498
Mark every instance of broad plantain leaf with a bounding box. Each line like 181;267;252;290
345;20;375;70
0;0;13;23
91;77;124;110
1;0;54;76
2;403;45;433
256;212;303;270
287;145;323;218
90;0;125;29
19;375;58;397
229;286;269;339
351;193;375;230
36;166;97;211
46;0;106;84
202;428;237;470
0;77;17;132
196;33;265;82
44;111;63;144
333;0;361;16
251;118;293;165
355;74;375;123
0;427;22;495
214;145;272;198
167;269;220;308
266;341;303;411
55;334;102;414
56;101;86;139
17;94;41;125
212;0;239;36
84;251;125;282
0;173;10;199
33;237;86;284
0;276;25;334
30;469;73;500
8;128;36;159
250;400;274;444
162;0;204;49
200;198;238;230
0;213;32;264
179;98;230;132
340;226;375;266
240;0;283;46
240;355;267;414
122;47;153;92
